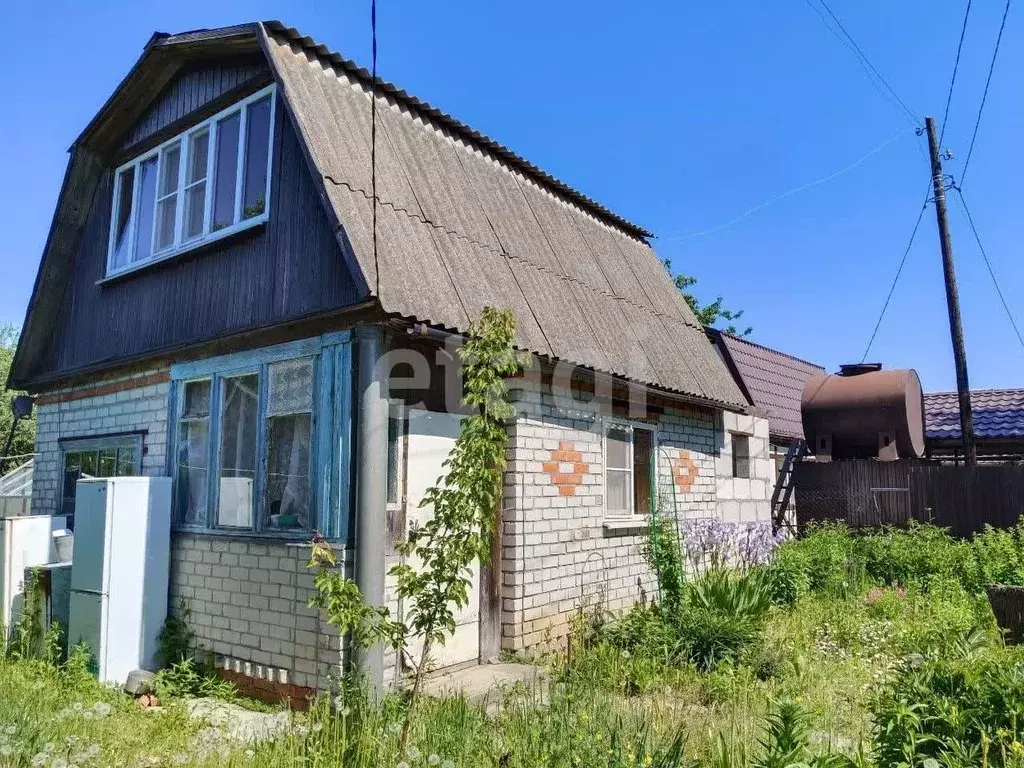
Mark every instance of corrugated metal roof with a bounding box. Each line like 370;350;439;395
260;23;747;408
712;331;825;441
924;389;1024;441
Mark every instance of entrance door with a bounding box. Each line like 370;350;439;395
403;409;480;669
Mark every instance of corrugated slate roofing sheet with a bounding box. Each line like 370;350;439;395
715;332;825;441
260;23;747;408
924;389;1024;441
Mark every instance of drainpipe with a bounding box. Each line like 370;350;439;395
354;324;388;695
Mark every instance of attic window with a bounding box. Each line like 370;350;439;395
106;84;277;277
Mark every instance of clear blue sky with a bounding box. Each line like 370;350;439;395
1;1;1021;391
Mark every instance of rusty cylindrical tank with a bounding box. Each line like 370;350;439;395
801;367;925;459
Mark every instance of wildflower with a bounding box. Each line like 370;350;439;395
84;744;100;759
341;707;352;717
407;746;421;760
3;725;14;736
82;711;95;720
0;745;12;756
311;722;323;733
71;702;84;713
53;759;69;768
397;763;410;768
43;743;56;754
429;755;442;766
442;761;455;768
245;749;255;759
67;736;80;746
92;702;112;718
32;755;48;767
170;753;190;765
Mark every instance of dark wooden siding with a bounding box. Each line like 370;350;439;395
41;109;363;378
120;55;269;151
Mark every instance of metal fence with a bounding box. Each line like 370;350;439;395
794;459;1024;537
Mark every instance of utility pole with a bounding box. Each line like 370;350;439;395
925;116;976;466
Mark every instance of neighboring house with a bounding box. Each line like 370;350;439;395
708;329;825;518
924;389;1024;462
12;22;762;698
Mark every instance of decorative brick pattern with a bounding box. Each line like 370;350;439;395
541;441;588;497
671;450;699;492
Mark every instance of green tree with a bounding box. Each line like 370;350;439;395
663;260;753;337
0;324;35;468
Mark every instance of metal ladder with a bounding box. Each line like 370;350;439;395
771;440;807;534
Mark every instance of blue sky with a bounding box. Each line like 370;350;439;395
1;1;1020;391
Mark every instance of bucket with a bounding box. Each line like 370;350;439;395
52;529;74;563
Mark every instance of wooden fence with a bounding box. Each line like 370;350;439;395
793;459;1024;537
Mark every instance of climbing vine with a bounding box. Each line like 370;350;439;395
309;306;524;757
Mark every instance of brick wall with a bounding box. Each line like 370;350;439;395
715;411;773;523
31;368;171;516
500;379;721;652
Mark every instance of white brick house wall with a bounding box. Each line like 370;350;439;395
500;378;724;652
715;411;773;523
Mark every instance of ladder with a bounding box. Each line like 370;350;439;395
771;440;807;534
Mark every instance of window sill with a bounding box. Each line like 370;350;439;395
97;215;268;286
171;526;338;544
603;516;650;533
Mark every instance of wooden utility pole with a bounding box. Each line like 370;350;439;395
925;116;976;466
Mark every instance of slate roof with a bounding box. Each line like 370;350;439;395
710;330;825;441
257;22;746;408
12;21;747;410
924;389;1024;441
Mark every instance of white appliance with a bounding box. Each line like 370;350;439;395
68;477;172;684
1;515;66;633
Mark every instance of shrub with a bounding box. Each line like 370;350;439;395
799;523;856;593
972;521;1024;587
675;608;757;671
764;545;811;606
872;636;1024;767
858;524;974;590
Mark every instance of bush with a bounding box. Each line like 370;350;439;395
764;545;812;606
872;636;1024;767
972;522;1024;587
685;567;772;622
675;608;757;671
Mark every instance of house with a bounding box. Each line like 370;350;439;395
924;388;1024;462
12;22;766;698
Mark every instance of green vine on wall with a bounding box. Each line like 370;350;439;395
309;307;524;757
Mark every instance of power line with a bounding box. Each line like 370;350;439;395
662;128;912;242
951;185;1024;350
860;191;931;363
802;0;921;128
960;0;1012;187
940;0;973;144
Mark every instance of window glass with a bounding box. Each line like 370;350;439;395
133;156;158;263
212;112;240;232
606;426;630;470
60;437;141;528
242;96;272;220
218;375;258;528
732;434;751;479
155;141;181;250
606;424;632;516
111;167;135;270
183;129;209;241
177;380;211;525
265;359;313;530
633;428;653;516
386;406;405;506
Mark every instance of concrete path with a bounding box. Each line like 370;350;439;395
420;663;548;713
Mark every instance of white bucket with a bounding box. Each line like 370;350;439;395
52;530;74;563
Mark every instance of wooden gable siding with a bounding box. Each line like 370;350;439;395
119;55;270;151
40;110;362;380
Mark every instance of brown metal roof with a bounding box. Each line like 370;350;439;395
925;389;1024;441
260;23;747;408
711;330;825;440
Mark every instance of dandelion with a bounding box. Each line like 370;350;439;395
170;753;190;765
43;743;56;754
3;725;14;736
311;722;323;733
442;760;455;768
92;702;112;718
32;755;48;767
82;711;95;720
397;762;410;768
429;755;441;766
244;749;255;759
0;745;12;756
340;707;352;718
71;702;84;713
66;736;80;746
53;759;69;768
407;746;421;760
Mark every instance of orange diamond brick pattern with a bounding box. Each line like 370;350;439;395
672;449;698;492
543;441;588;496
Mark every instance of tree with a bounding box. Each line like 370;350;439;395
663;259;753;337
0;324;35;469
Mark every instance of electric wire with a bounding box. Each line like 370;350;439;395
940;0;973;144
960;0;1012;187
802;0;921;128
661;128;912;242
860;192;931;363
951;186;1024;351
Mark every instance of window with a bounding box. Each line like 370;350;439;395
386;403;407;509
604;421;655;518
732;434;751;479
60;434;143;528
107;85;277;277
171;347;323;535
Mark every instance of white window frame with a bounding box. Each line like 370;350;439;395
603;418;657;522
105;84;277;279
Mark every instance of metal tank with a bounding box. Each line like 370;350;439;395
801;363;925;460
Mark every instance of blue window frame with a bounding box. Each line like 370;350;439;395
168;332;352;539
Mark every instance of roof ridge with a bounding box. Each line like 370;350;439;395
261;19;654;241
712;328;825;371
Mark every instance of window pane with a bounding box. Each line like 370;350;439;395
242;96;272;220
133;156;158;262
98;449;117;477
177;419;209;525
606;470;631;516
116;446;137;476
212;112;240;231
156;198;177;250
633;429;653;516
186;130;208;184
732;435;750;479
182;380;211;418
268;358;313;415
606;426;630;470
183;183;206;240
218;374;258;528
159;142;181;197
387;408;404;506
266;413;311;530
80;451;98;477
111;167;135;270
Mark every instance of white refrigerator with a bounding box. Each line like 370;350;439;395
1;514;66;632
68;477;172;684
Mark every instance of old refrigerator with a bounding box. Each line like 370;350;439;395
1;514;66;632
68;477;172;684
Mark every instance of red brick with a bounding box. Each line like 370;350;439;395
572;462;589;474
552;473;583;486
541;462;560;473
551;450;582;463
558;486;576;497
